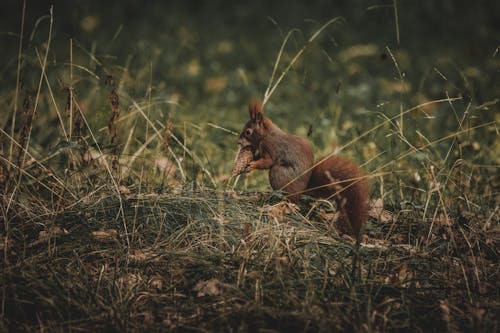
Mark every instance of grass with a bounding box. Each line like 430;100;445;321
1;1;499;332
1;187;498;332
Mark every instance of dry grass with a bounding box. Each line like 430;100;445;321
1;186;498;332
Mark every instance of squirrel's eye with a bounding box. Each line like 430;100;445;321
245;129;252;136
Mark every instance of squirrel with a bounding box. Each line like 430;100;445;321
237;101;369;237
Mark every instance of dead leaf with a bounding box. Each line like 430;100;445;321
225;191;261;201
129;249;151;262
361;237;391;249
149;275;164;290
155;157;176;174
434;213;454;227
369;198;394;223
398;264;411;285
369;198;384;217
119;185;131;195
384;264;414;287
266;202;300;222
194;278;222;297
91;229;118;242
38;226;68;243
318;210;341;223
119;273;142;288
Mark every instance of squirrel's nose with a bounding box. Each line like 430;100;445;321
238;137;252;147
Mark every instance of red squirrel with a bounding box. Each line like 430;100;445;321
238;101;369;237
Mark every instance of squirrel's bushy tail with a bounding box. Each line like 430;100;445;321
307;156;369;237
343;176;369;236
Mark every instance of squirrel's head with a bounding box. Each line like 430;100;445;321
238;101;267;147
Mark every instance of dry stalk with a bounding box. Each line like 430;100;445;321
162;114;173;154
108;79;121;174
0;125;8;192
16;94;34;168
65;88;91;169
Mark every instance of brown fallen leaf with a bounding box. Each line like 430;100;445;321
369;198;384;217
39;226;68;242
128;248;159;263
91;229;118;242
119;185;131;195
225;190;261;201
361;237;391;249
384;264;414;288
194;278;222;297
119;273;142;288
318;210;341;223
155;156;177;175
368;198;394;223
149;275;164;290
265;202;300;223
433;213;454;226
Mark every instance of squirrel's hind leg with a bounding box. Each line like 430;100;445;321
335;195;355;235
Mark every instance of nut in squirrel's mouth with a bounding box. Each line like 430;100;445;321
231;145;255;176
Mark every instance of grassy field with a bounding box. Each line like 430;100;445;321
1;1;498;332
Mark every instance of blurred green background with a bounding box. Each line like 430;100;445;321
0;0;498;195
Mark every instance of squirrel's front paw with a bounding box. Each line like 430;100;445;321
243;161;257;173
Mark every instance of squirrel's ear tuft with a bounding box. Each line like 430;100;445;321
248;100;263;123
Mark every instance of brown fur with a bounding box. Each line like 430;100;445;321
305;156;369;236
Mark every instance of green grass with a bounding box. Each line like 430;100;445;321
1;1;499;332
